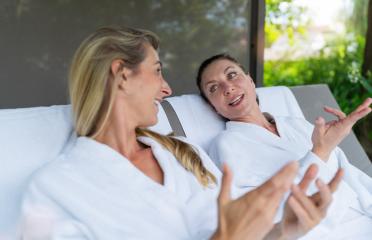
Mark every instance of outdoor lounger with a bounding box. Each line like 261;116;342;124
0;84;370;239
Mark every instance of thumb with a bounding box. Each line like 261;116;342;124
218;163;233;206
314;116;326;134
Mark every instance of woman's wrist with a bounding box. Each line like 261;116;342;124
311;146;330;162
264;223;299;240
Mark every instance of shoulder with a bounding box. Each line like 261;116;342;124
25;154;73;194
211;129;238;146
276;115;314;133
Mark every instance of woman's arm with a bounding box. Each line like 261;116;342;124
266;164;343;240
311;98;371;161
211;162;342;240
211;161;299;240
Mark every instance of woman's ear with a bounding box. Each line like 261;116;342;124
111;59;125;79
110;59;132;90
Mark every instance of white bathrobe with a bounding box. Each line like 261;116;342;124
19;136;221;240
209;115;372;239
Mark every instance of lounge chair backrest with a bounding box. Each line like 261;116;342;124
164;86;304;151
162;84;372;176
291;84;372;176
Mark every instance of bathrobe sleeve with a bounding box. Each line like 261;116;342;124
20;175;94;240
296;151;338;182
208;130;361;234
334;147;372;216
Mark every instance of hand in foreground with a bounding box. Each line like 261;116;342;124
312;97;372;160
211;161;299;240
277;164;344;240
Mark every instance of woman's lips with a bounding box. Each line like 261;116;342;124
228;94;244;106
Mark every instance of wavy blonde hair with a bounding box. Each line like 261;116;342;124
69;26;216;187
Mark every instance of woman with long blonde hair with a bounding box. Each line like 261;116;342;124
20;27;342;240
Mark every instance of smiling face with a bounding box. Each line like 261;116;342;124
122;44;172;128
200;58;258;121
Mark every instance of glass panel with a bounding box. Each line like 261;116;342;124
0;0;249;108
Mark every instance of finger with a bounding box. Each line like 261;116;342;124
298;164;318;192
264;183;292;220
287;195;312;225
314;116;326;134
218;163;233;205
354;97;372;113
327;168;344;193
315;179;332;210
324;106;346;119
257;161;298;197
348;107;372;124
325;120;337;127
291;184;319;219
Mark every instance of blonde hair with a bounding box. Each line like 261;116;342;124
68;26;216;187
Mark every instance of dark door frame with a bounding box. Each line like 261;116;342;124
247;0;265;86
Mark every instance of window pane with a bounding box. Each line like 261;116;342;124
0;0;249;107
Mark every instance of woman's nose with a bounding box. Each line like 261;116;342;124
223;84;234;96
161;79;172;97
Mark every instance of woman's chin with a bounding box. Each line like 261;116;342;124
139;116;158;128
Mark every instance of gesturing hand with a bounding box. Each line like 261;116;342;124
279;164;344;240
211;161;299;240
312;97;372;160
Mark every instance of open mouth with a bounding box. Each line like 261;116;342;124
228;94;244;106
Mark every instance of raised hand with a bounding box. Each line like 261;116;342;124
211;161;299;240
312;97;372;160
278;164;344;240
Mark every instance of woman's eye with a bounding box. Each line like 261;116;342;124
227;72;237;79
209;85;218;93
156;68;162;73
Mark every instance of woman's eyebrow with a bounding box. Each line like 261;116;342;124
223;66;234;74
204;80;216;87
154;60;162;67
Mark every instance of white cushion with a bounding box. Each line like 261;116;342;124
165;86;304;151
0;104;170;239
0;105;73;238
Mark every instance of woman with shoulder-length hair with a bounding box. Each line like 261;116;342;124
197;53;372;239
20;27;341;240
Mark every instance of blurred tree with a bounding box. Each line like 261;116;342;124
265;0;308;47
347;0;369;37
362;0;372;76
360;0;372;159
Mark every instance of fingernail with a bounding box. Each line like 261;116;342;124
317;179;325;186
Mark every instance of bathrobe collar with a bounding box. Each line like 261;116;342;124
226;113;311;157
73;136;187;194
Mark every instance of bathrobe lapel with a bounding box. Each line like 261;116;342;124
70;137;218;239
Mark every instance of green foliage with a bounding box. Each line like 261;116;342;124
264;0;372;157
265;0;308;47
264;35;372;114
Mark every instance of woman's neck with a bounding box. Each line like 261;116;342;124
94;111;144;160
232;109;279;136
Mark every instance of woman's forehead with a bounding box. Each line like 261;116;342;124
202;59;239;81
143;45;159;62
